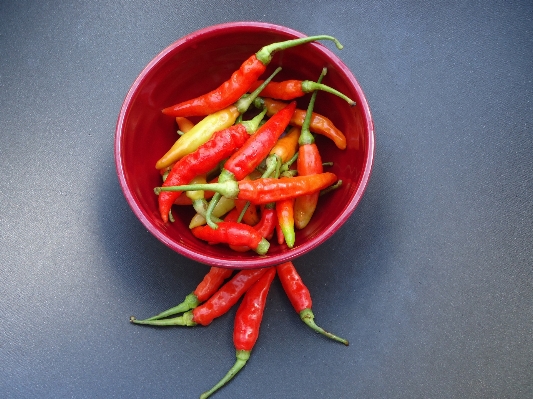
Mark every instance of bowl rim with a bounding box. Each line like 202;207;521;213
115;21;374;268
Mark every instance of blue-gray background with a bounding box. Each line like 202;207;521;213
1;1;531;398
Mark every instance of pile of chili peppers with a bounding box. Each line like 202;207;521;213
132;34;355;397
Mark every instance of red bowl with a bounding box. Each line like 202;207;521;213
115;22;374;269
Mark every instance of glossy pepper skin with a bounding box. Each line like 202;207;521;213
224;101;297;181
200;267;276;399
202;100;296;229
193;268;268;326
228;204;278;252
162;35;343;118
191;222;270;255
294;68;326;230
131;268;268;327
156;105;240;169
158;172;338;205
236;172;337;204
137;267;234;322
276;198;296;247
276;261;348;345
162;56;266;117
263;98;347;150
158;123;249;222
294;144;323;229
248;79;355;104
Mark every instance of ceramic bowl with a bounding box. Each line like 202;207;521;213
115;22;374;268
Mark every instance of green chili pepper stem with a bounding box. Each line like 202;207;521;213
299;68;327;146
320;180;343;196
236;201;250;223
192;198;208;217
299;308;349;346
280;152;298;173
199;350;250;399
235;67;282;113
300;81;356;106
137;293;200;321
240;107;268;134
255;238;270;255
155;180;239;199
205;192;222;229
280;169;298;178
203;168;238;229
129;311;196;327
256;35;343;65
261;154;281;178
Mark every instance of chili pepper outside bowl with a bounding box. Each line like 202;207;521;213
115;22;374;269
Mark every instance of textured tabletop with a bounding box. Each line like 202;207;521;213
1;1;532;398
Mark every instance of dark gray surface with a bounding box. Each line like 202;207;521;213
1;1;532;398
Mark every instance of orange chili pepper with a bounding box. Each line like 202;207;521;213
276;198;295;248
263;98;347;150
294;68;326;230
248;79;355;104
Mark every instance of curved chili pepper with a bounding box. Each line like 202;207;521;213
276;261;348;345
204;100;296;228
175;116;195;134
191;222;270;255
229;203;277;252
135;267;234;322
294;68;326;229
156;106;240;169
157;123;249;222
157;172;338;205
248;79;355;104
161;35;343;117
131;268;268;327
262;98;347;150
156;67;280;170
276;198;295;248
200;267;276;399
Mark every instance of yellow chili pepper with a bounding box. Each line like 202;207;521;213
186;175;208;202
269;126;301;163
156;105;239;169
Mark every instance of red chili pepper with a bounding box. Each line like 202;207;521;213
254;205;277;241
203;100;296;229
191;221;270;255
294;68;326;229
234;199;260;226
157;124;249;222
276;261;348;345
133;267;234;322
229;204;278;252
276;198;295;248
248;79;355;104
130;268;268;327
200;267;276;399
224;101;297;181
192;268;269;326
276;222;284;245
157;172;338;206
262;98;347;150
161;35;343;117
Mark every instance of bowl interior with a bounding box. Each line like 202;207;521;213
115;22;373;268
